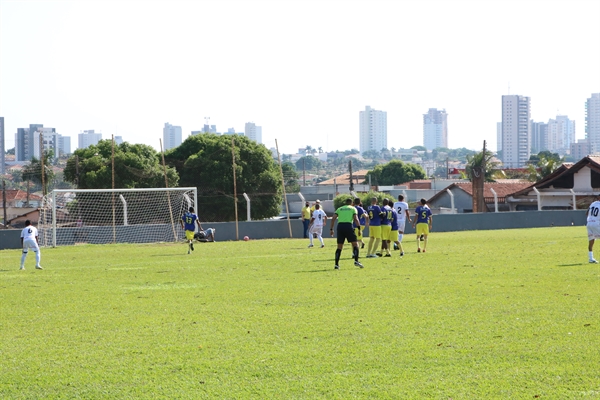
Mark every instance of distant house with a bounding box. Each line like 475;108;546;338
428;181;532;213
507;156;600;211
318;169;370;186
1;189;43;222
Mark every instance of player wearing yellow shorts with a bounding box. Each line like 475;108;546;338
412;198;432;253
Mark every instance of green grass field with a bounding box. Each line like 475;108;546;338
1;227;599;399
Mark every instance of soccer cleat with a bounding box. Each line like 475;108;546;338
376;253;382;257
422;249;426;253
20;266;25;270
35;265;43;270
393;243;399;250
187;249;191;254
321;244;325;248
361;243;365;249
334;265;340;270
417;248;421;253
400;252;404;257
354;261;364;268
384;254;391;257
308;244;314;248
366;254;375;258
590;259;598;263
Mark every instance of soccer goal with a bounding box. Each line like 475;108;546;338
38;187;197;247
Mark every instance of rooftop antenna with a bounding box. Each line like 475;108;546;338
204;117;210;133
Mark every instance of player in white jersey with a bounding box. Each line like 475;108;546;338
20;220;43;270
308;203;327;248
393;194;412;256
586;195;600;263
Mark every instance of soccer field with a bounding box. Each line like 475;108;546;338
1;227;599;398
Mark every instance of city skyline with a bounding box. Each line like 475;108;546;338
1;0;599;155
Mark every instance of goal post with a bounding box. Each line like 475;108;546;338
39;187;197;247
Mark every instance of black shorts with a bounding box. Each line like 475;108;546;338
337;223;357;244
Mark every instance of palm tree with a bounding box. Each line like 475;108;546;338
526;154;562;182
465;150;502;182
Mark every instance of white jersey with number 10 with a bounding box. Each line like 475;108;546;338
587;201;600;224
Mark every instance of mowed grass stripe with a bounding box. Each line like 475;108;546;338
0;226;598;398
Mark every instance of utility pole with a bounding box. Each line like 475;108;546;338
349;159;354;192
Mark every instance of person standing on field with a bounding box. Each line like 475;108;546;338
301;201;311;238
308;203;327;248
412;198;432;253
180;207;202;254
366;197;383;258
353;198;368;249
329;198;363;270
20;220;42;270
393;194;411;256
586;194;600;263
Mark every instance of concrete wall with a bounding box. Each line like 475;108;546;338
0;210;587;250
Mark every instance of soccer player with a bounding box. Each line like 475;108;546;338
301;201;311;238
353;198;368;249
380;199;393;257
366;197;383;258
180;207;202;254
308;203;327;248
388;206;399;257
393;194;411;256
20;220;42;270
195;228;216;242
412;198;432;253
586;194;600;263
329;198;363;270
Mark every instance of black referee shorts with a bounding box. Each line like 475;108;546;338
336;223;357;244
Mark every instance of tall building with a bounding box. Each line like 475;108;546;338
57;134;71;157
502;95;531;168
546;115;575;155
78;130;102;149
163;123;182;150
114;136;123;145
496;122;502;152
359;106;387;154
245;122;262;144
530;120;548;154
0;117;4;175
586;93;600;154
423;108;448;150
15;124;57;161
571;139;590;161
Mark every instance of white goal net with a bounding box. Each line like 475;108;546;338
38;187;197;247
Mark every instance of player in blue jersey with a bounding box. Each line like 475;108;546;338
379;199;393;257
180;207;203;254
366;197;384;258
412;198;432;253
353;198;368;249
388;207;399;257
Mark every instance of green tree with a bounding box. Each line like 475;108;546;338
295;156;322;171
362;150;381;159
526;152;563;182
465;150;502;182
365;159;426;186
22;151;55;194
165;134;282;221
64;140;178;189
281;162;300;192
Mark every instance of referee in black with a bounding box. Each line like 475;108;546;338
329;198;364;270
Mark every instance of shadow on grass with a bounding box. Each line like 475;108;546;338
557;263;593;266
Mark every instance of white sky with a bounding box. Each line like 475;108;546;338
1;0;599;155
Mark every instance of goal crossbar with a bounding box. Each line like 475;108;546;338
40;187;198;247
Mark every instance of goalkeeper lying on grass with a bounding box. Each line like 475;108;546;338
194;228;216;242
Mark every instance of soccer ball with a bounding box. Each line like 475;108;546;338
244;236;249;241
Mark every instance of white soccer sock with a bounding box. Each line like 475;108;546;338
21;252;27;267
309;235;314;245
318;235;324;245
589;251;594;259
398;234;403;242
35;251;41;266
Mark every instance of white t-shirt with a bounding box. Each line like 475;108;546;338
21;225;38;241
393;201;409;223
587;200;600;224
311;209;327;227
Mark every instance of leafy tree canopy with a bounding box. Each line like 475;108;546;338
64;140;179;189
295;156;323;171
526;152;564;182
411;146;427;152
22;151;55;194
165;134;282;221
365;159;426;186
